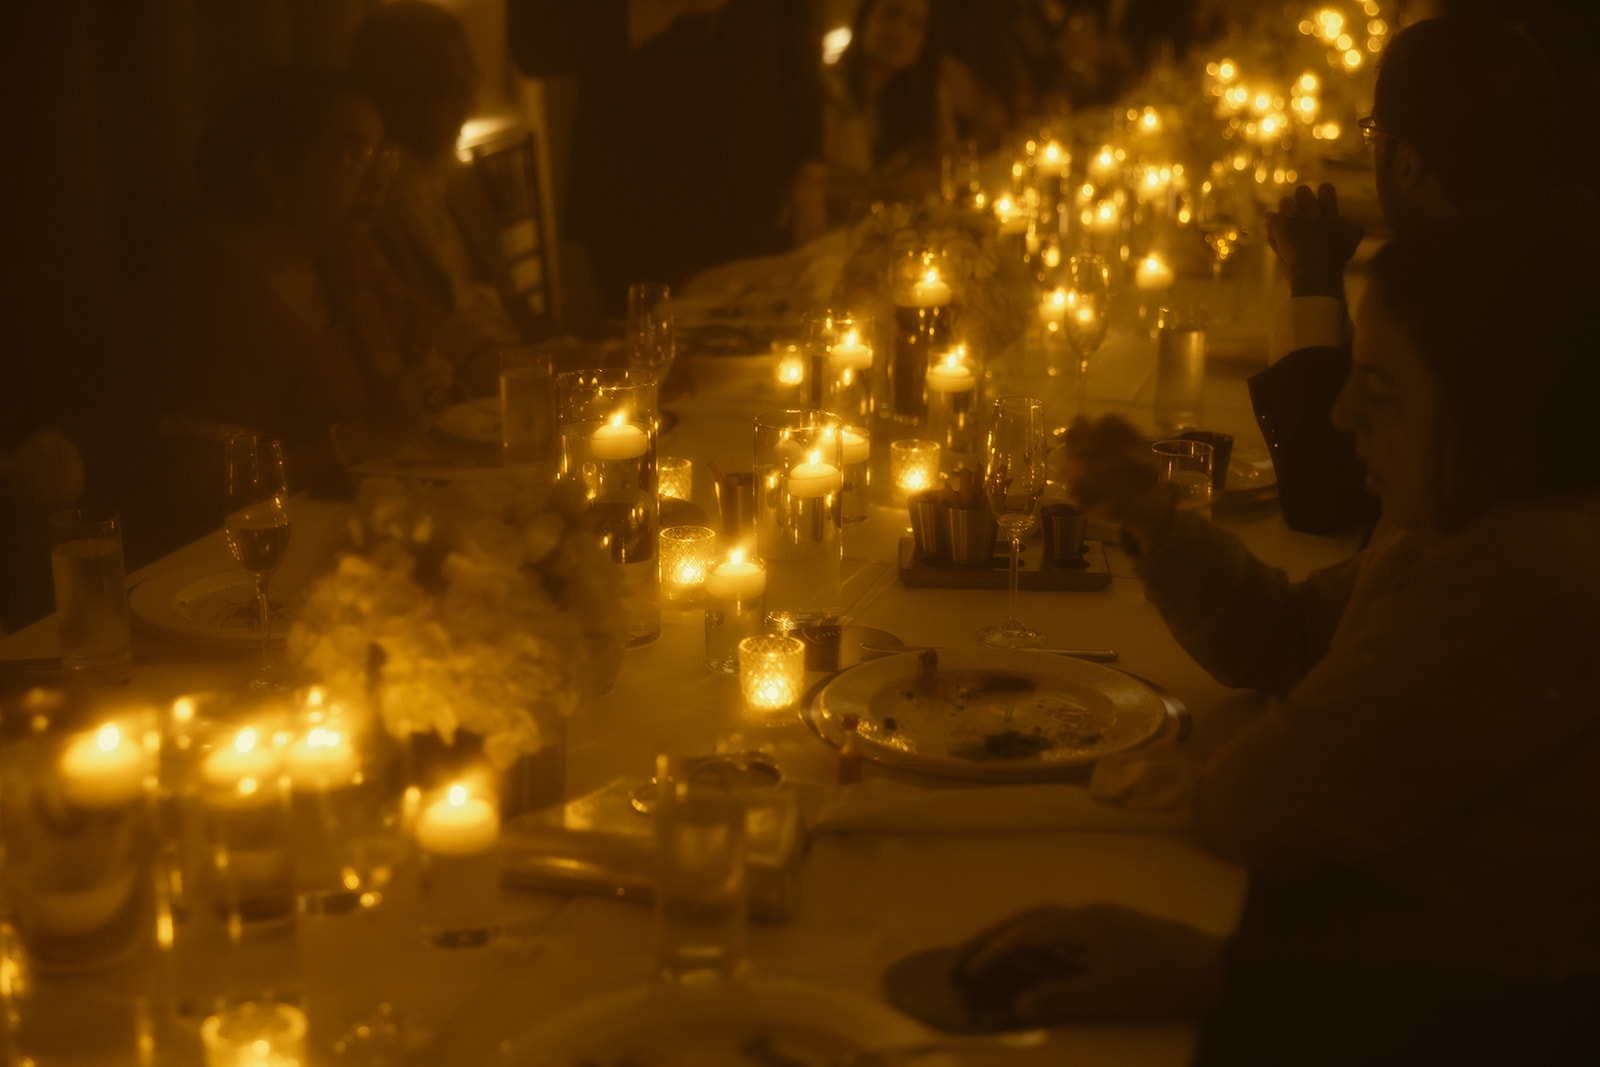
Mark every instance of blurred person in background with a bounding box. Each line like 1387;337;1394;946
352;1;543;345
509;0;822;313
128;66;493;555
1254;14;1570;534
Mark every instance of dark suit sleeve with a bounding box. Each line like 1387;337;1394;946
1249;345;1379;534
508;0;626;79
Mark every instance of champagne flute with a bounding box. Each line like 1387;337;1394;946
977;397;1048;649
225;434;291;689
627;281;676;386
1062;254;1109;415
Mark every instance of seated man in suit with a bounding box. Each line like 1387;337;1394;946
1253;14;1568;534
351;1;540;345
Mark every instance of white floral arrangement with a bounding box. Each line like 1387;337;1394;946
835;200;1035;361
288;475;621;770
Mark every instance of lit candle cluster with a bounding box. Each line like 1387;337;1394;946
738;634;806;714
659;525;718;602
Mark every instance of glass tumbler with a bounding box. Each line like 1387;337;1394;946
48;507;132;683
559;369;660;647
754;412;844;625
499;346;557;468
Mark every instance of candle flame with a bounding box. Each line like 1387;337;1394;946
448;784;468;807
238;777;258;796
807;450;822;466
1145;255;1161;270
96;724;121;752
844;329;857;347
729;548;745;566
609;413;626;430
307;728;340;749
306;687;324;707
942;351;963;370
173;697;195;723
1052;289;1067;307
236;729;256;754
923;269;938;285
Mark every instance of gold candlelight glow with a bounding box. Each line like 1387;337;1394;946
738;634;806;713
659;525;718;603
890;439;942;500
659;456;693;501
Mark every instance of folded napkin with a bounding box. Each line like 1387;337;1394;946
806;743;1193;835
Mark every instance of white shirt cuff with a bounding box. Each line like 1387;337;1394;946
1268;295;1351;365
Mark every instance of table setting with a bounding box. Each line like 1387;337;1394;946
0;6;1390;1063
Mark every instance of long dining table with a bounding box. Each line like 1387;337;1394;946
0;244;1362;1066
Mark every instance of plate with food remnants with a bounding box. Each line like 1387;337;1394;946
810;649;1168;781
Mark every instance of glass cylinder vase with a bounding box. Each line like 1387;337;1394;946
886;237;955;425
754;411;844;626
558;369;660;647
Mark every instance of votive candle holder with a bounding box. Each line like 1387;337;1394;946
659;456;693;501
738;635;807;714
889;439;942;502
659;525;718;603
201;1001;307;1067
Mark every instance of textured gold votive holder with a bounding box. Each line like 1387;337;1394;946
659;526;718;603
889;439;942;502
201;1001;307;1067
659;456;693;501
738;635;806;713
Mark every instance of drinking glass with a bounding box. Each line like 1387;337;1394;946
224;435;290;690
1197;167;1250;319
977;398;1048;648
653;756;749;985
48;507;132;682
1153;439;1216;521
1062;255;1110;414
627;282;675;387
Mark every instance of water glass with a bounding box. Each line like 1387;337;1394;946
48;507;132;683
1155;306;1207;433
1153;439;1216;520
559;369;660;646
415;781;502;949
499;347;556;468
754;411;843;625
627;282;675;386
653;759;749;984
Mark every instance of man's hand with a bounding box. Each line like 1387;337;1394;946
952;903;1222;1025
1264;183;1363;300
1050;416;1173;543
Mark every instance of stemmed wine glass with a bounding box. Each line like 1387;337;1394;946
225;434;291;689
977;397;1048;649
1062;254;1110;415
1197;166;1250;318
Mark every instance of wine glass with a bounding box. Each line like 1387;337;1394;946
1062;254;1110;415
627;281;675;386
977;397;1048;649
225;434;291;689
1197;166;1251;320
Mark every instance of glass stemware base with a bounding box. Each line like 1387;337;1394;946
977;619;1047;648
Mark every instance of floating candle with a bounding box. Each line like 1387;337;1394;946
203;728;281;795
1040;140;1070;176
59;723;146;809
787;450;842;498
907;269;952;307
1135;254;1176;291
416;784;499;857
828;331;872;371
705;549;766;601
590;414;648;460
840;428;870;466
1040;288;1068;330
926;354;977;393
994;196;1029;235
286;727;359;791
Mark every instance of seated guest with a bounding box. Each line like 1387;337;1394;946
1254;15;1567;533
351;1;537;345
962;211;1600;1063
822;0;1003;216
134;67;491;547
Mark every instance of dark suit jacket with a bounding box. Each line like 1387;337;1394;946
1248;344;1379;534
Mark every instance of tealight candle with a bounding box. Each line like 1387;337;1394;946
1040;140;1070;176
925;353;977;393
591;413;648;460
659;525;717;602
908;269;952;307
1040;288;1068;332
994;196;1029;235
659;456;693;501
1135;253;1175;291
890;439;942;501
286;726;358;791
828;331;873;372
776;346;805;386
59;723;147;809
416;784;499;857
738;634;806;713
1087;200;1121;235
1088;146;1118;183
201;1002;307;1067
787;450;842;498
705;548;766;601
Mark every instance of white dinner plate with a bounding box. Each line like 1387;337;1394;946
487;978;954;1067
128;562;290;649
436;398;502;446
810;649;1169;782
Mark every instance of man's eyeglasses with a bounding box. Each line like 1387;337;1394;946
1357;116;1399;147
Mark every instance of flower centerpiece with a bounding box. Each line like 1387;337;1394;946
288;474;621;815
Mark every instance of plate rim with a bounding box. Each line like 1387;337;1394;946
810;649;1169;782
436;398;503;445
127;560;286;649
